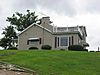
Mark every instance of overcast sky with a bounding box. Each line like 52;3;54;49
0;0;100;50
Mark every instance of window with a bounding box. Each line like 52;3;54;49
29;40;39;45
27;38;40;45
60;37;68;46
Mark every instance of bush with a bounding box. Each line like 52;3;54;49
7;47;17;50
83;49;88;51
29;47;38;50
68;45;84;51
41;45;52;50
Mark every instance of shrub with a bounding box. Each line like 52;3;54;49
83;49;88;51
68;45;84;51
7;47;17;50
41;45;52;50
29;47;38;50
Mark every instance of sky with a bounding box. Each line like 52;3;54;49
0;0;100;50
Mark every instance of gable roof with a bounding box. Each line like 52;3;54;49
18;23;52;36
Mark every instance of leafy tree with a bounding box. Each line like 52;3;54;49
6;10;39;31
0;10;39;49
0;26;17;49
0;38;10;49
2;26;17;39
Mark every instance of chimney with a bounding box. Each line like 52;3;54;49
41;17;50;26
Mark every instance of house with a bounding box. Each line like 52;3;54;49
18;17;89;50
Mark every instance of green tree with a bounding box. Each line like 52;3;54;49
2;26;17;39
0;10;39;49
6;10;38;31
0;38;10;49
0;26;17;49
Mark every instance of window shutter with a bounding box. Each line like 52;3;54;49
69;37;71;46
58;37;59;47
40;38;41;44
55;37;57;48
27;40;29;45
72;36;74;45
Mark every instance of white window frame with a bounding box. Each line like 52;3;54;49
58;36;69;47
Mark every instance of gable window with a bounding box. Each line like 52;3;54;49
60;37;68;46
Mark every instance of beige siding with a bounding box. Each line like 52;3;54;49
18;25;53;50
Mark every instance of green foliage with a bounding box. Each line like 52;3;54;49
6;10;39;31
29;47;38;50
68;45;84;51
41;45;52;50
0;26;17;49
0;38;10;49
0;50;100;75
2;26;17;39
0;10;39;49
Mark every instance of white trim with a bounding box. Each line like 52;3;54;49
28;38;39;40
37;23;52;33
57;36;69;48
18;23;52;36
66;25;68;31
59;36;69;47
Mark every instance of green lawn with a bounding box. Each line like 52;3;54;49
0;50;100;75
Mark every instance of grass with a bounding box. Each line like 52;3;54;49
0;50;100;75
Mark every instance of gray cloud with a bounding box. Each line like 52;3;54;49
38;0;77;16
1;0;100;17
9;0;77;16
82;0;100;13
12;0;100;16
13;0;38;10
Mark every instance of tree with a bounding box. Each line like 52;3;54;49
0;38;10;49
2;26;17;39
0;26;17;49
0;10;39;49
6;10;39;32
